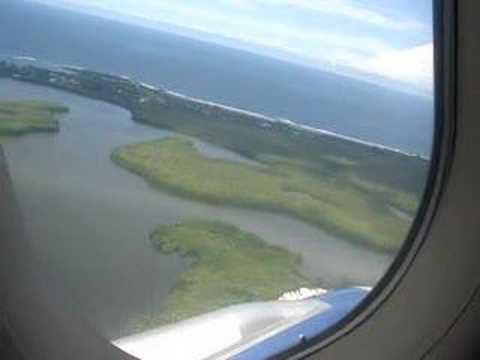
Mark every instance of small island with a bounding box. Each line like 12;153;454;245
0;100;68;141
131;221;311;330
112;137;415;252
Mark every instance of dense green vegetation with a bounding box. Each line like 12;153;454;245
1;62;429;197
112;137;415;251
0;100;68;140
131;221;311;329
135;96;429;197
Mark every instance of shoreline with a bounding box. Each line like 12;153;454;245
0;56;429;160
165;89;428;160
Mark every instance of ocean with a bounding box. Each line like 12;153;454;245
0;0;433;156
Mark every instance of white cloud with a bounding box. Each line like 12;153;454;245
31;0;432;92
230;0;423;30
220;0;257;11
353;43;433;91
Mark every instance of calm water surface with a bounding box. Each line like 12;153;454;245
1;79;391;338
0;0;433;156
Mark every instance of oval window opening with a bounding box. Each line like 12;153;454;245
0;0;434;359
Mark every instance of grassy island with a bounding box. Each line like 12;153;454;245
0;100;68;140
112;137;415;252
2;62;428;233
1;62;429;198
132;221;311;329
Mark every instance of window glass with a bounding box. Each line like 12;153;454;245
0;0;433;358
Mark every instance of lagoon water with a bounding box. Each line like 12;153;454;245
1;79;392;338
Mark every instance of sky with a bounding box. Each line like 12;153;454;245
31;0;433;95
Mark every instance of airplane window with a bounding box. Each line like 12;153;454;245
0;0;433;359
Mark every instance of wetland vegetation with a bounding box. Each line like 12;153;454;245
112;137;416;252
0;100;68;140
131;221;311;329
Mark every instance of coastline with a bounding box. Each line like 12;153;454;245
0;56;428;160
